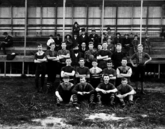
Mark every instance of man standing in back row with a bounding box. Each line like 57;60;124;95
130;44;151;94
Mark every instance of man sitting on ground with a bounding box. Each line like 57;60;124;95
55;76;74;106
72;77;95;106
116;78;136;107
96;74;117;106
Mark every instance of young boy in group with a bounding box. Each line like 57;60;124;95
111;43;126;69
34;44;47;92
61;58;75;83
116;78;136;107
102;60;116;85
89;59;102;88
96;74;117;106
46;35;55;49
97;42;112;69
130;44;152;94
55;76;74;106
75;58;90;83
46;43;59;92
58;42;70;73
72;77;95;106
116;57;132;86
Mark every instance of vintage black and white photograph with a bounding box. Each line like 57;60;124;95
0;0;164;128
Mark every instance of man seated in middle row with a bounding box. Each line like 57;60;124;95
75;58;90;83
61;58;75;83
72;77;95;106
116;57;132;86
102;60;116;85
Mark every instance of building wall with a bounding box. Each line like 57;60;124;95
0;6;163;37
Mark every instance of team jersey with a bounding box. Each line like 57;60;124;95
97;82;115;91
130;52;151;65
90;67;102;78
76;66;90;76
56;82;74;92
72;82;94;94
117;84;133;95
58;49;70;64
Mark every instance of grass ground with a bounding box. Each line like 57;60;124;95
0;77;165;129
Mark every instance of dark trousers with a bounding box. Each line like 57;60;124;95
47;61;58;83
56;91;72;103
134;64;145;82
116;78;130;87
72;93;94;104
35;70;46;91
0;43;12;54
97;92;115;104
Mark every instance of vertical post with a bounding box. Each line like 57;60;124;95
86;5;89;33
131;5;134;33
11;6;13;35
23;0;28;75
72;4;74;24
140;0;143;45
160;5;163;33
101;0;105;44
55;4;58;35
115;6;118;33
62;0;66;41
146;6;149;35
40;6;43;36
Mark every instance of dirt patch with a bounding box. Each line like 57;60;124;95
85;113;134;122
32;117;71;128
145;87;165;93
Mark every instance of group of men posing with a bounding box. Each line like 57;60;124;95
34;31;152;107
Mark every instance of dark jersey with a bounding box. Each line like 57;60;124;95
76;66;90;75
130;52;151;65
57;49;70;64
97;50;112;69
72;82;94;94
102;68;116;77
61;66;75;73
117;66;131;74
56;82;73;92
97;82;115;90
111;52;126;68
46;49;58;61
117;84;133;95
34;51;46;72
